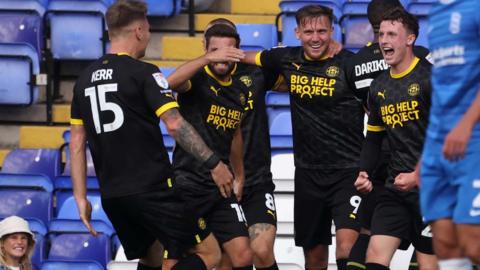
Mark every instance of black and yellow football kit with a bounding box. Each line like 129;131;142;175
235;63;280;227
345;42;430;229
70;54;208;260
173;64;249;245
363;57;433;254
256;47;363;247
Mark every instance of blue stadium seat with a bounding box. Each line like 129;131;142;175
146;0;182;17
409;0;435;2
0;174;53;225
55;176;99;191
62;129;71;143
408;3;432;49
0;0;47;16
268;109;293;149
0;43;40;105
236;24;278;51
159;121;175;149
41;260;105;270
265;92;290;107
0;8;44;53
160;67;175;78
279;0;343;46
342;0;412;8
55;191;112;228
340;2;373;51
48;219;114;268
47;0;109;60
1;148;61;182
61;147;97;177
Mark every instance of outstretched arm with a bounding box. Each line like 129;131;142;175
242;51;259;65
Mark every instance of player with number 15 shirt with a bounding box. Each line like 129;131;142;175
71;54;176;198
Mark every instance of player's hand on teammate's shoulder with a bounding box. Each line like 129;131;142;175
326;39;343;58
205;46;245;63
355;171;373;194
442;118;473;162
210;161;234;198
76;198;98;237
394;172;418;192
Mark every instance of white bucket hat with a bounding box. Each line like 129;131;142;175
0;216;34;239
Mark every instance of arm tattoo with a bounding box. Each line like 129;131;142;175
164;109;213;162
248;223;274;242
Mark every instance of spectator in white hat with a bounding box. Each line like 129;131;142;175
0;216;35;270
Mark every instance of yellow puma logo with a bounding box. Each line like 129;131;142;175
267;210;276;219
377;90;386;99
292;62;301;70
210;86;220;96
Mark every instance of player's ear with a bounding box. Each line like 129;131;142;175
203;37;208;52
406;33;416;46
134;24;142;41
295;27;300;40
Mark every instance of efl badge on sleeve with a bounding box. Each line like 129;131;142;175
152;72;169;89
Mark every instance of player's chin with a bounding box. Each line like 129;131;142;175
305;48;325;60
383;56;397;66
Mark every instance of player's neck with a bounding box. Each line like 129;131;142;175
390;51;415;75
109;42;139;59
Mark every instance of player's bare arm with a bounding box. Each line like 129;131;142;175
229;127;245;201
70;124;97;236
160;108;234;198
443;88;480;161
167;47;245;92
242;51;258;66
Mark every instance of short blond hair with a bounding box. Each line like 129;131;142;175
106;0;147;38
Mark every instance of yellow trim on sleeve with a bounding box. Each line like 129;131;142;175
163;250;169;259
347;262;366;269
70;118;84;125
367;124;386;132
195;234;202;243
255;52;263;67
390;57;420;79
155;101;179;117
